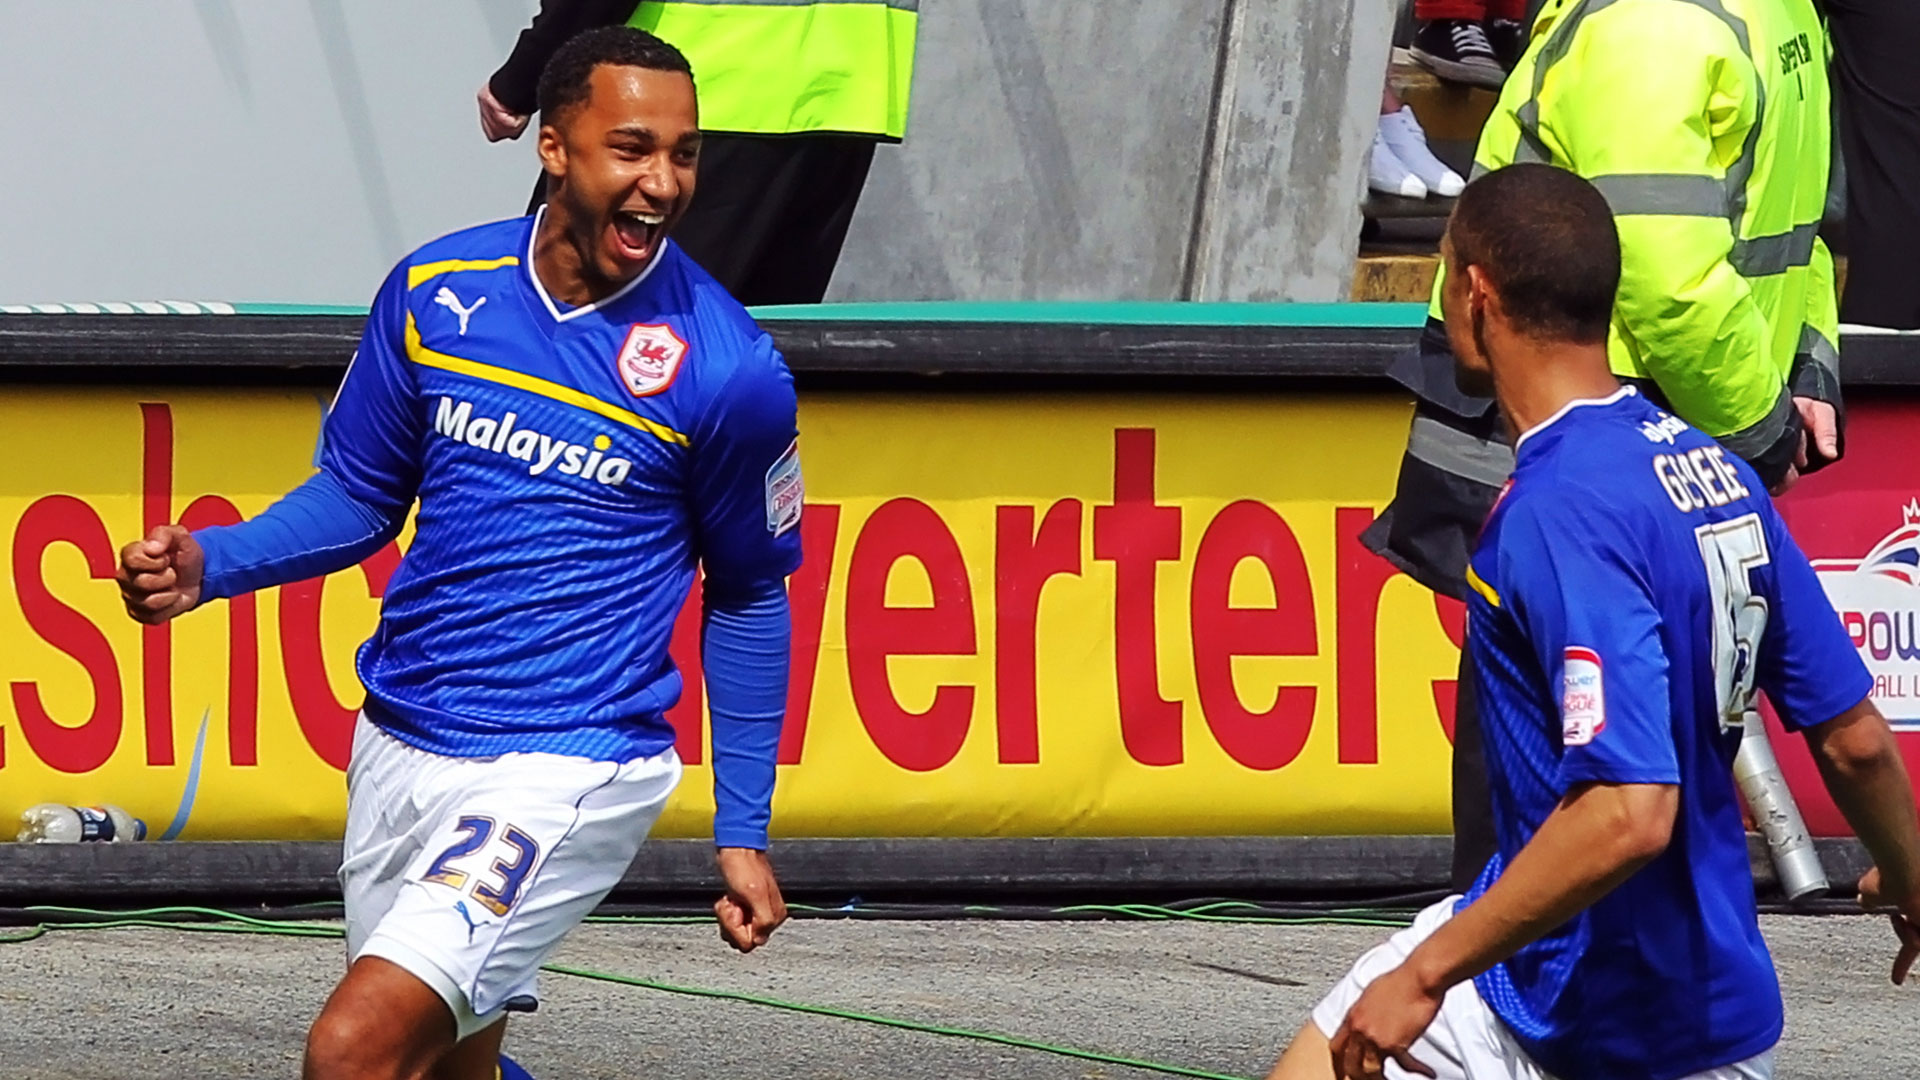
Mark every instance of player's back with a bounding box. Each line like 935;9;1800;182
1462;388;1866;1080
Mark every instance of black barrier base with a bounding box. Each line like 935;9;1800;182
0;836;1871;906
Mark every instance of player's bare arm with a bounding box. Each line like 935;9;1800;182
115;523;204;625
1328;781;1677;1080
1802;695;1920;981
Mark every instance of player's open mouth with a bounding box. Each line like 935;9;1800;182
610;210;665;264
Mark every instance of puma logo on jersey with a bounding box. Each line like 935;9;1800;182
433;287;487;335
434;396;633;486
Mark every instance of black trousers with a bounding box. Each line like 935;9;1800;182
528;133;878;307
1450;648;1498;891
1826;0;1920;329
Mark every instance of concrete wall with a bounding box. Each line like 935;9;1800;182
3;0;1392;307
833;0;1395;302
1;1;542;307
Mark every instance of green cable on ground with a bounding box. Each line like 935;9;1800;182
544;962;1254;1080
0;905;1381;1080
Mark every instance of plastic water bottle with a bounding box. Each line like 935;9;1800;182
16;804;148;843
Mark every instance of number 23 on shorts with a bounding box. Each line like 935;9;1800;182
421;815;542;917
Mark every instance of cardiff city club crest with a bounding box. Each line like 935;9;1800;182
1813;498;1920;729
616;323;688;397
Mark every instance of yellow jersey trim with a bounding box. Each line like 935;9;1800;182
404;313;690;448
1465;564;1502;609
407;256;521;291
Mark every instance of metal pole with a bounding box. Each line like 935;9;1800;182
1733;712;1828;902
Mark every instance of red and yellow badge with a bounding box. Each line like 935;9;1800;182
616;323;688;397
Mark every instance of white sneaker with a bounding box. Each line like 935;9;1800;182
1380;106;1465;198
1369;124;1427;199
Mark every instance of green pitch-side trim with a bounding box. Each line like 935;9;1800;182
230;303;371;316
229;300;1429;327
746;301;1430;328
4;300;1431;329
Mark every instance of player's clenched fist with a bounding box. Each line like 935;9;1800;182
714;847;788;954
116;524;205;625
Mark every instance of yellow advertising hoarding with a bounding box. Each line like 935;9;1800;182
1;389;1464;839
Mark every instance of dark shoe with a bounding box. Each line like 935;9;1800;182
1410;18;1507;89
1486;18;1527;72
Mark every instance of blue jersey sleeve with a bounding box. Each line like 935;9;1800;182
1758;510;1873;730
704;578;791;850
1500;497;1681;789
689;333;804;586
315;264;427;514
195;263;421;600
689;332;802;849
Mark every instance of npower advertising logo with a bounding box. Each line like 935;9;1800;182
1813;499;1920;730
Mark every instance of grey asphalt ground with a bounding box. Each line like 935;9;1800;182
0;914;1910;1080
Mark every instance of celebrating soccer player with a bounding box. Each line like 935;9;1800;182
116;27;799;1080
1267;165;1920;1080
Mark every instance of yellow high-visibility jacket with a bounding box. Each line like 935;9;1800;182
630;0;918;140
1431;0;1838;451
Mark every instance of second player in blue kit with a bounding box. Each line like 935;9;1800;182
1268;165;1920;1080
115;27;793;1080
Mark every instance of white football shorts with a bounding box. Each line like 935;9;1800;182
340;713;680;1040
1309;896;1774;1080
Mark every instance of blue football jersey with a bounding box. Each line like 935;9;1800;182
198;212;803;763
1461;388;1869;1080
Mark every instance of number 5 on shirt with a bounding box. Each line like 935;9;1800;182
1695;513;1771;733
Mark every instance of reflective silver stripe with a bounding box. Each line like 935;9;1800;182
1716;385;1795;462
1730;221;1819;276
1589;173;1727;217
1798;323;1839;376
652;0;919;6
1407;416;1516;489
1512;126;1551;165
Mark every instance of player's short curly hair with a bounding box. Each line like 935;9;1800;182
1446;163;1621;346
536;26;693;122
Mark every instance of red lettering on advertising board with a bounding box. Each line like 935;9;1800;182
664;575;705;764
1335;507;1399;764
178;496;259;766
279;542;402;770
1190;501;1318;770
1431;594;1467;740
665;503;841;767
1092;430;1184;765
994;500;1082;765
141;403;175;765
845;498;975;771
10;496;123;774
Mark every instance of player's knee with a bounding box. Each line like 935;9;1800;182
303;1006;423;1080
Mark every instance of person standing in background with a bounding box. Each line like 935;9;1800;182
480;0;918;306
1823;0;1920;331
1408;0;1528;89
1366;0;1846;892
